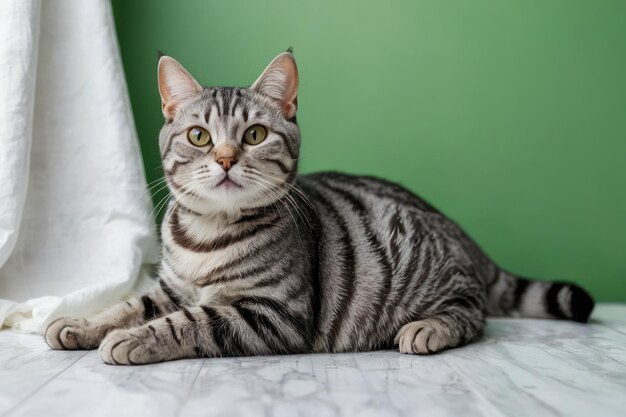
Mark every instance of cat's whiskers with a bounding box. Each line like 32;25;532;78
150;191;173;222
142;178;173;204
248;173;311;231
142;172;199;218
246;176;303;242
241;173;287;214
137;176;170;203
260;184;301;242
159;178;206;228
152;176;199;220
247;167;314;211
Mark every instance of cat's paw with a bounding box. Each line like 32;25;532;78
45;317;100;350
99;327;161;365
394;318;455;354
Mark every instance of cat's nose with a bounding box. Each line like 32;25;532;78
214;145;239;171
217;156;237;171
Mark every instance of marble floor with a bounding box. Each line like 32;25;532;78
1;304;625;417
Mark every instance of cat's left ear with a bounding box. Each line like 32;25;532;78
252;51;299;118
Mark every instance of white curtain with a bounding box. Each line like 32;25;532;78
0;0;158;333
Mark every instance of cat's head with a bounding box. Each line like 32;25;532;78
157;51;300;216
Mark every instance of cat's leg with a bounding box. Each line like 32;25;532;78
98;298;312;365
394;277;486;354
45;278;184;350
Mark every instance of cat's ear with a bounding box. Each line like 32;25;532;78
252;51;299;118
158;56;202;119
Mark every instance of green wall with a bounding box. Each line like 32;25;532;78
111;0;626;302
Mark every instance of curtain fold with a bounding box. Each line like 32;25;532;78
0;0;158;333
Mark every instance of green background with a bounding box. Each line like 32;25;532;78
111;0;626;302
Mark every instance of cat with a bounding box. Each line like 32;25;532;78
45;49;595;365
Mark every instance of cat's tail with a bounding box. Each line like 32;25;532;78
486;269;595;323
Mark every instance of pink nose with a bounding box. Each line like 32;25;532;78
216;156;237;171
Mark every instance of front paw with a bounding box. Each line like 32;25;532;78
394;318;454;354
99;327;162;365
45;317;100;350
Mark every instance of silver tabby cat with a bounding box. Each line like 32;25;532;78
45;50;594;364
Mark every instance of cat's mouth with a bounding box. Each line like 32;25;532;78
215;175;242;189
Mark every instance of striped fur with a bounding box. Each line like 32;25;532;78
45;51;594;364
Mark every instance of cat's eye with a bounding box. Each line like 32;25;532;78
187;127;212;147
243;125;268;145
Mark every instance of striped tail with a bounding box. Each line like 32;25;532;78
487;270;595;323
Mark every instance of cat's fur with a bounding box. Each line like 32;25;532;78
45;50;595;364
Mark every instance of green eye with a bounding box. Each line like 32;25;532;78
187;127;212;147
243;125;268;145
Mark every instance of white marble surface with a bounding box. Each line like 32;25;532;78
1;304;625;417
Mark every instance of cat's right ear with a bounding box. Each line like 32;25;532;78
158;56;202;119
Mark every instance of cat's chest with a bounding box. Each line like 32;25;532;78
162;232;240;280
160;210;251;281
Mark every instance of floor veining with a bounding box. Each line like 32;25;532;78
1;304;625;417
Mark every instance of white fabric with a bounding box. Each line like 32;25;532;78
0;0;158;333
